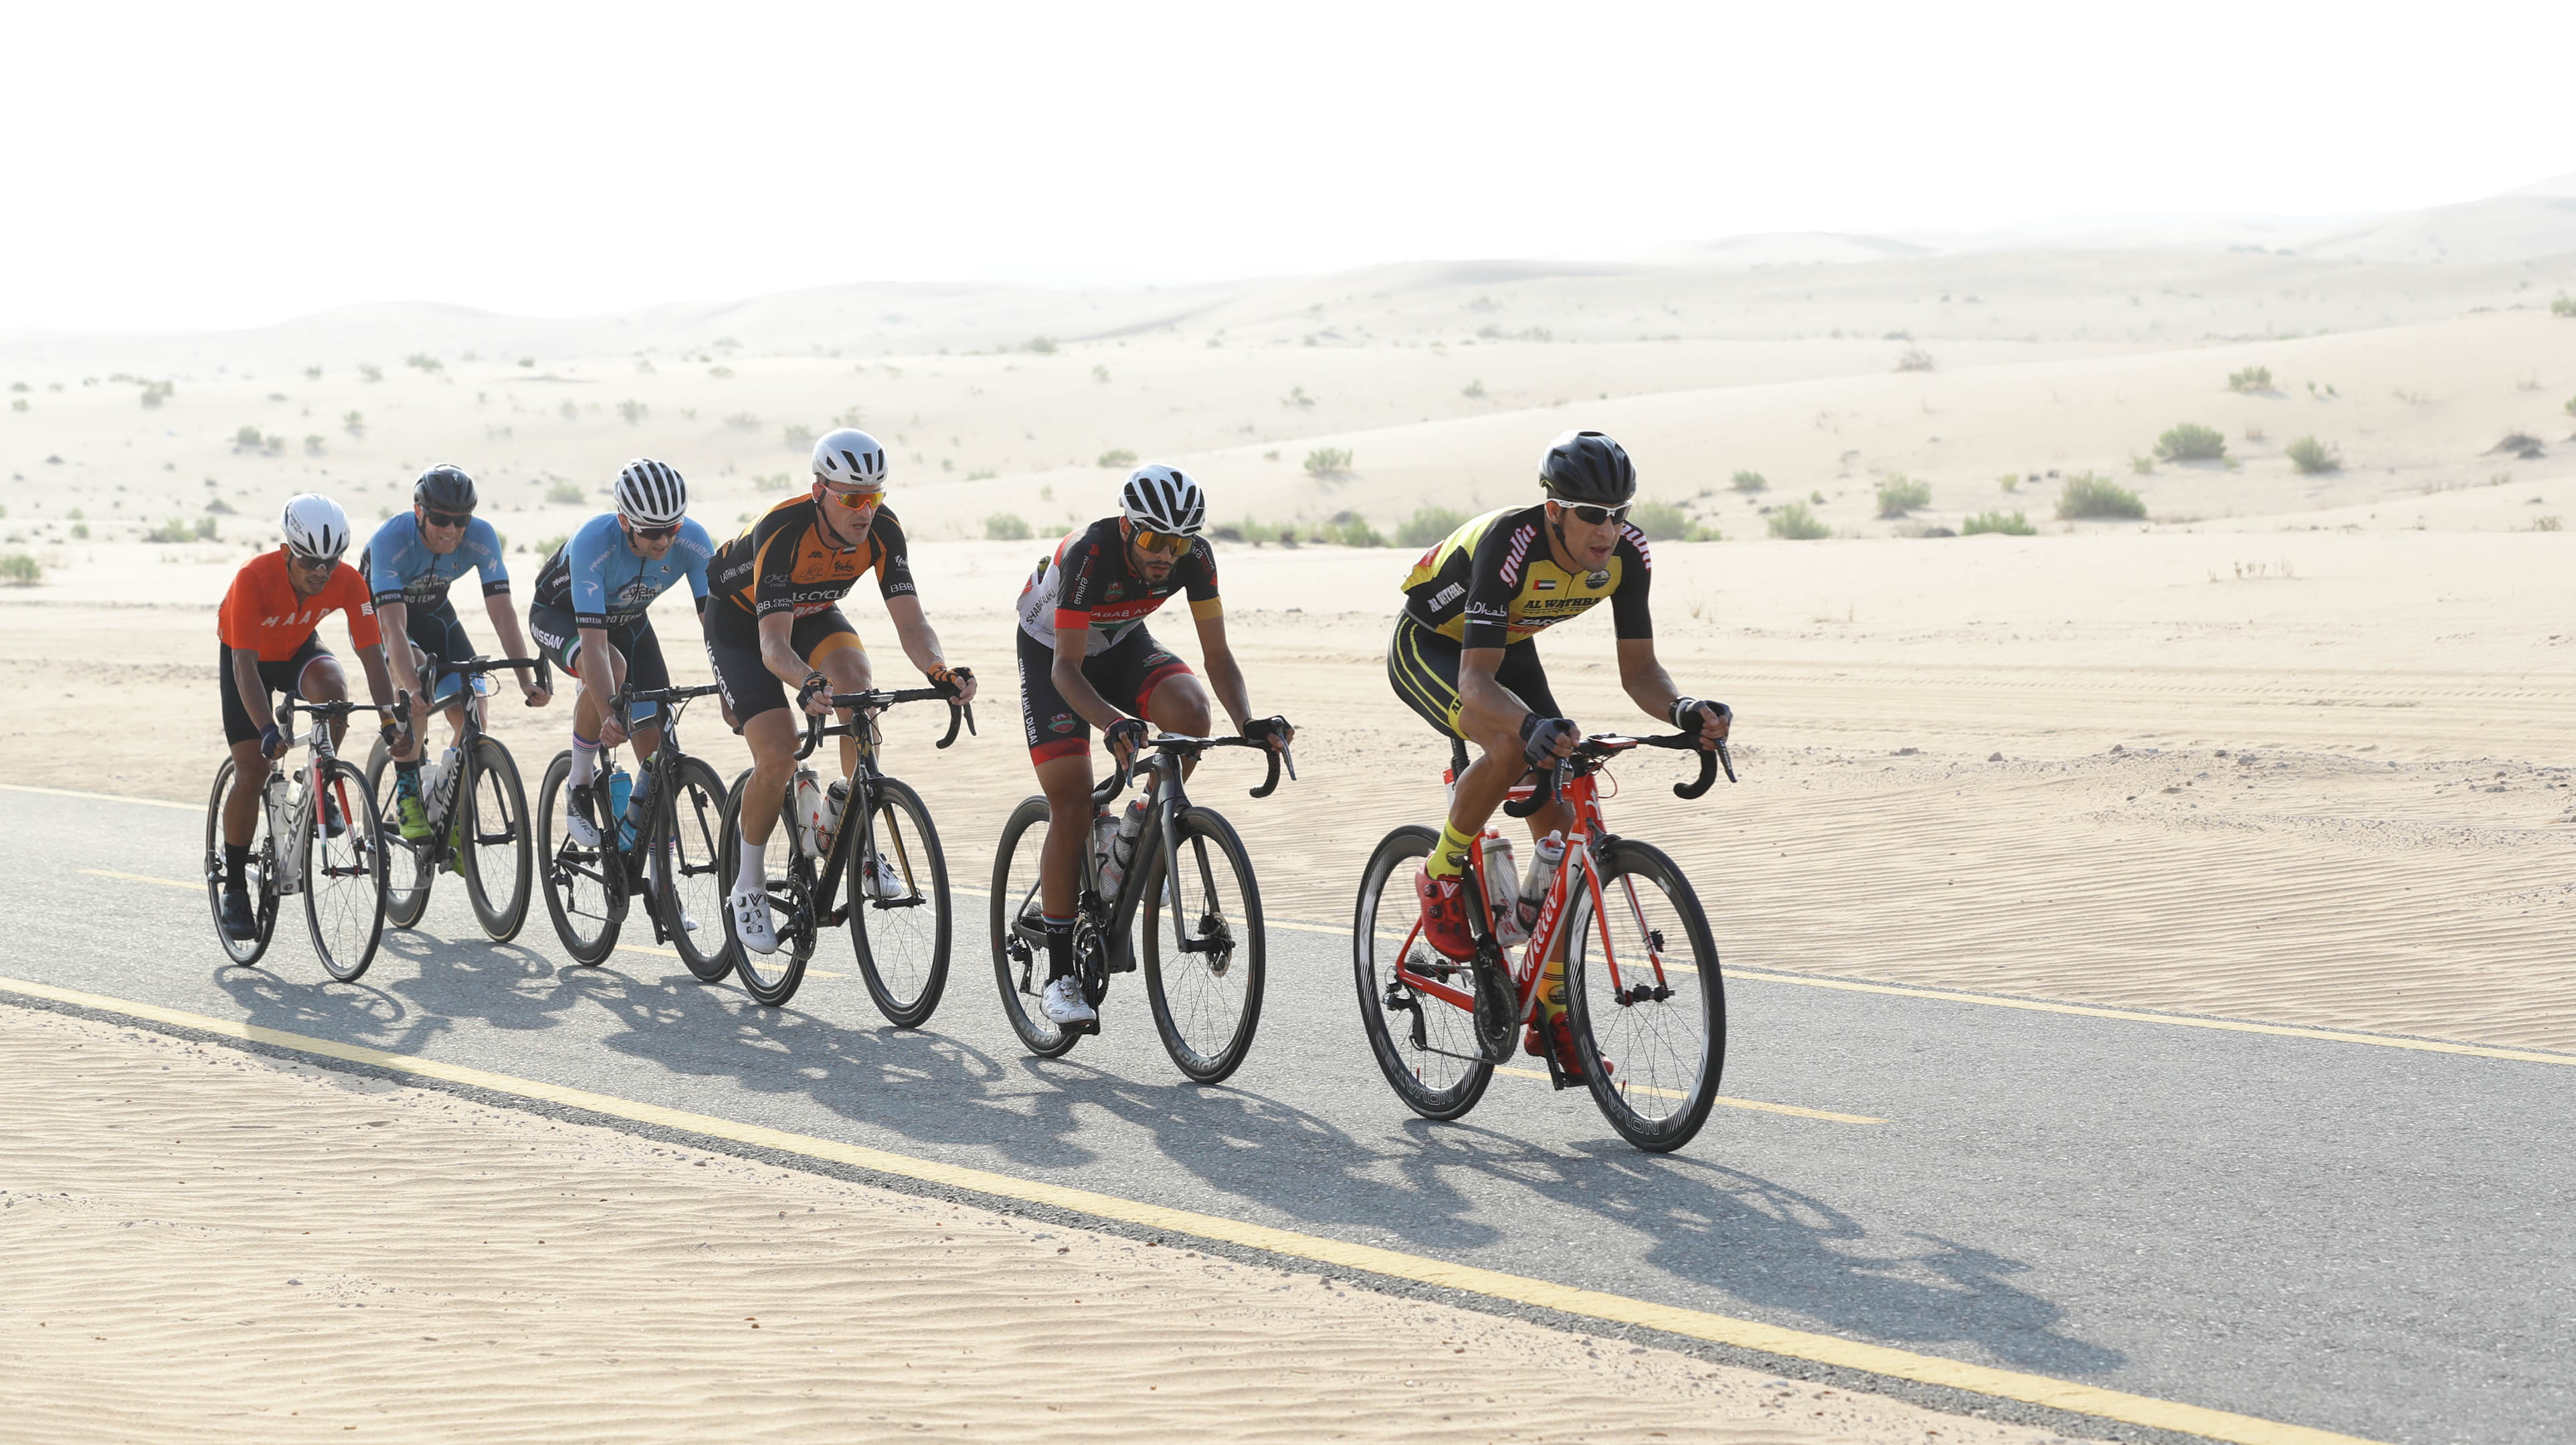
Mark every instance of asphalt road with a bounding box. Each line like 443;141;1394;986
5;783;2570;1445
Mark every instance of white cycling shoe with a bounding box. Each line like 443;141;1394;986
1038;975;1097;1027
859;851;906;900
564;783;603;848
729;886;778;955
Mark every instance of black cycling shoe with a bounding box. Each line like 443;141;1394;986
219;888;258;941
321;787;345;839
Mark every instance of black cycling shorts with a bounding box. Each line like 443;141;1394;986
703;605;860;724
1385;613;1561;741
217;636;333;746
529;600;672;724
400;599;474;708
1016;625;1192;763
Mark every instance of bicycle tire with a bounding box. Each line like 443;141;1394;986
990;793;1081;1058
536;750;625;965
658;755;735;983
456;737;533;942
1353;825;1493;1121
364;738;434;930
722;773;814;1005
1139;805;1265;1084
204;758;278;965
847;775;951;1028
302;757;387;983
1562;838;1726;1154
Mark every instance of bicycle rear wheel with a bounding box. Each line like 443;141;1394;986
456;737;532;942
537;751;624;965
847;776;951;1028
1353;826;1493;1121
365;739;434;930
1139;805;1265;1084
302;757;387;983
1562;838;1726;1153
990;794;1080;1058
204;759;278;965
721;775;814;1006
655;755;734;983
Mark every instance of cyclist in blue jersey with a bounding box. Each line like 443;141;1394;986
526;459;717;854
363;464;550;839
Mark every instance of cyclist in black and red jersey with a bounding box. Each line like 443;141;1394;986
1014;465;1293;1027
703;427;979;953
1386;429;1730;1078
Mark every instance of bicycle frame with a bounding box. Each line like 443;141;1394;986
267;696;388;896
793;687;970;927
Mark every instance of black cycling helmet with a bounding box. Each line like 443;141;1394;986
1538;430;1635;507
413;464;478;513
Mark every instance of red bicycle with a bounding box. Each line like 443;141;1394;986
1353;731;1731;1152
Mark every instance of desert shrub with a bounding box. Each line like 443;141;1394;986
1875;475;1932;516
343;410;365;436
1092;365;1109;382
205;496;236;515
1730;469;1768;493
1282;386;1315;409
1395;504;1470;549
709;365;735;379
2057;472;2146;519
560;400;580;421
140;379;174;408
306;365;323;379
2535;516;2563;533
1961;510;2035;536
2553;295;2576;318
1096;448;1137;469
304;435;326;457
1303;447;1354;476
194;516;218;541
2565;394;2576;417
2154;422;2227;462
1629;499;1721;541
545;480;585;505
9;398;23;412
1894;345;1935;373
70;523;88;539
405;353;443;374
619;400;648;425
783;423;817;450
1461;378;1485;398
984;512;1033;541
2489;431;2546;460
2285;435;2340;474
1313;512;1387;547
723;411;761;431
1767;502;1830;540
144;517;195;544
525;533;569;559
1026;336;1058;355
1998;473;2021;492
2226;365;2273;393
0;553;39;585
359;363;383;383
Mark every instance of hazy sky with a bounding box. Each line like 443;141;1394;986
5;1;2570;331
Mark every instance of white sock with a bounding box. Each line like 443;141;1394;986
735;842;766;896
569;734;600;786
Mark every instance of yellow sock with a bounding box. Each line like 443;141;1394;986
1539;955;1566;1023
1425;820;1478;880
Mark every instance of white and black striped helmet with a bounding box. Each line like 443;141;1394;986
812;427;887;488
615;458;688;526
1119;464;1205;535
280;493;353;559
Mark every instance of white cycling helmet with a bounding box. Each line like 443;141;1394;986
280;493;353;560
1120;464;1205;535
615;457;688;526
812;427;887;488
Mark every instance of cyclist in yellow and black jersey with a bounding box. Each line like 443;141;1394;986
1386;430;1730;1080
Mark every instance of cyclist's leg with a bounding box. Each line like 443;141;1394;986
618;620;668;761
1019;630;1093;987
527;600;599;772
705;605;796;895
296;646;351;750
216;642;296;854
794;611;870;779
413;599;474;753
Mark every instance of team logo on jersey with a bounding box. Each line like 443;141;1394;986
1428;582;1464;609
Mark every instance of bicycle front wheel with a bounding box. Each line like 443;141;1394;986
302;757;387;982
847;776;951;1028
1562;838;1726;1153
722;775;814;1006
656;755;734;983
1353;825;1493;1121
1139;805;1265;1084
456;737;532;942
537;751;624;965
364;739;434;929
989;794;1079;1058
204;758;278;965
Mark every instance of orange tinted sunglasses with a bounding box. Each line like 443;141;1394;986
1131;528;1190;554
822;484;887;511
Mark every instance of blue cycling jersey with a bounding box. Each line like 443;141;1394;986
531;512;715;630
362;512;510;610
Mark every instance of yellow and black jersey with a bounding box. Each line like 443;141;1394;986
1398;504;1651;649
710;495;916;621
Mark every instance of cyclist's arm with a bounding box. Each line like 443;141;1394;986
1456;645;1542;745
481;589;547;702
229;647;278;737
883;593;976;702
1048;623;1128;733
375;598;424;700
755;609;814;688
1614;638;1728;743
354;641;398;719
1190;609;1255;736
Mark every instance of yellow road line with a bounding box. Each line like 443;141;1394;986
6;781;198;811
1726;969;2576;1068
1489;1064;1883;1123
0;973;2393;1445
80;868;200;891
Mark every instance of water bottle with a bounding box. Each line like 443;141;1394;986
792;768;825;858
1515;831;1567;935
822;779;850;855
430;745;462;823
1089;810;1119;874
1478;832;1526;943
605;768;633;848
1099;797;1150;896
618;771;654;852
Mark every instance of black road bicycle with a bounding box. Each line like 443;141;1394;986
991;733;1289;1084
718;685;970;1018
535;682;733;977
205;694;401;982
365;654;549;942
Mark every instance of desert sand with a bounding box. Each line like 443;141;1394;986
3;226;2574;1436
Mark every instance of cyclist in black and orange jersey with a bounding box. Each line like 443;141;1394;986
1012;464;1293;1028
703;427;978;953
1386;429;1730;1078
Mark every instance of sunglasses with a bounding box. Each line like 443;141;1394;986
1131;528;1191;555
821;484;886;512
285;550;339;571
1556;500;1632;526
422;509;472;528
629;522;681;541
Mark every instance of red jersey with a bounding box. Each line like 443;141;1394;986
218;551;383;661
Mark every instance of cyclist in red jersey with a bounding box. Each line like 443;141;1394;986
213;495;403;939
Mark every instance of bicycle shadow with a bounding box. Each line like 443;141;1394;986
210;963;449;1061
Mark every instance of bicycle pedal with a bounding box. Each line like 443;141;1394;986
1107;956;1137;974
